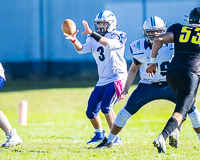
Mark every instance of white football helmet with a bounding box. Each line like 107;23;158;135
94;10;117;35
143;16;166;44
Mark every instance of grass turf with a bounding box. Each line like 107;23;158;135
0;80;200;159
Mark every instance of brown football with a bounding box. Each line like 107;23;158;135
61;19;76;35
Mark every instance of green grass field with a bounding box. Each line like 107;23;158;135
0;81;200;160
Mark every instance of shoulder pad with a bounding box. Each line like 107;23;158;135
85;35;93;43
130;38;145;52
109;30;127;43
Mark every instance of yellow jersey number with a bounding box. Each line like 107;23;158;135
179;26;200;44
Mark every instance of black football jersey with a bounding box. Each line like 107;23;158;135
167;23;200;75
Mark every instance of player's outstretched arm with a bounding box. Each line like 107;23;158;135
64;31;83;51
151;32;174;59
146;32;174;77
81;20;93;35
81;20;108;46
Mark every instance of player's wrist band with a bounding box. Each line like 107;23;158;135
90;31;101;42
71;39;76;43
150;57;156;63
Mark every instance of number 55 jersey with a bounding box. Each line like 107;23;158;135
167;23;200;75
130;38;174;84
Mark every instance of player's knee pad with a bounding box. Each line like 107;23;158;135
188;107;200;128
114;108;132;127
86;110;99;119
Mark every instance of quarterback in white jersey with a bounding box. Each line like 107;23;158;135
0;62;23;147
78;29;127;86
95;16;200;149
64;10;127;145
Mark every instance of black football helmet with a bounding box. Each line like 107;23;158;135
188;7;200;24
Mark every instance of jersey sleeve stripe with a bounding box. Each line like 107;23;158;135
133;53;144;55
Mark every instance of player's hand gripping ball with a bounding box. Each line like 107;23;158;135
61;19;76;35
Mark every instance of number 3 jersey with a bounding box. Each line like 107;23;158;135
77;30;127;86
130;38;174;84
167;23;200;75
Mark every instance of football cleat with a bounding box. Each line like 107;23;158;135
95;137;113;149
86;130;105;145
153;134;166;153
1;129;23;147
169;128;180;148
113;136;122;145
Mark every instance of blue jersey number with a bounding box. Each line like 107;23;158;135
160;61;170;76
97;46;105;61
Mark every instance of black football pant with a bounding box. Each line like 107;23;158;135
166;70;200;119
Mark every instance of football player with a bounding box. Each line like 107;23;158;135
64;10;127;145
95;16;200;150
146;7;200;153
0;62;23;147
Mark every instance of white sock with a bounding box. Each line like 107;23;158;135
95;128;103;133
188;107;200;128
197;133;200;141
107;133;117;143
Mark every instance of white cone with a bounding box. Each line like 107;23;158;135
18;100;28;126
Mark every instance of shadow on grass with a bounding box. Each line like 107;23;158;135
1;80;97;92
14;149;49;153
0;149;49;153
87;147;95;149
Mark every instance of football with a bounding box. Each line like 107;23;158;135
61;19;76;35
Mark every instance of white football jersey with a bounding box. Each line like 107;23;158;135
0;62;5;80
130;38;174;84
78;30;127;86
